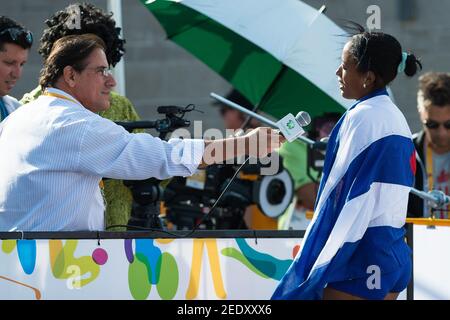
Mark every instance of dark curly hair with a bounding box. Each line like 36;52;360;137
38;2;125;66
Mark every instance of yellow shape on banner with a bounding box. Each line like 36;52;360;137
186;239;226;299
1;240;16;253
49;240;100;287
155;238;175;245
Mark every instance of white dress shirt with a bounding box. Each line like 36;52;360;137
2;95;21;114
0;88;204;231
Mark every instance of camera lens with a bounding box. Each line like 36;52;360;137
266;179;286;205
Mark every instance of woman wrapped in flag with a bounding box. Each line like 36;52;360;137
272;25;422;300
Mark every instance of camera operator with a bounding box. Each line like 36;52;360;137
215;90;281;229
0;35;284;232
218;90;261;131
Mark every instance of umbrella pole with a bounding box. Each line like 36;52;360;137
308;5;327;27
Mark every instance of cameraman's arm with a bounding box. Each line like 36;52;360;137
296;182;318;211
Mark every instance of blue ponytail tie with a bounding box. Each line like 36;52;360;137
397;52;408;74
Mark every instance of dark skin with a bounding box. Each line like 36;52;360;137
336;41;381;100
323;40;400;301
323;287;399;300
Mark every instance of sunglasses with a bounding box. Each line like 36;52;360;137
423;120;450;130
0;27;33;47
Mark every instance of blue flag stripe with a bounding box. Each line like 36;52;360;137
272;134;414;299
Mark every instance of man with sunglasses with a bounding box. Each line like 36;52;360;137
0;16;32;122
408;72;450;218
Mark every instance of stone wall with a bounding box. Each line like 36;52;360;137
4;0;449;133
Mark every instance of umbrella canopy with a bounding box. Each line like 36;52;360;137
141;0;352;119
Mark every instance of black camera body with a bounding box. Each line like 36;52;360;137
116;105;295;231
163;164;245;230
116;105;193;230
163;158;294;230
124;178;164;230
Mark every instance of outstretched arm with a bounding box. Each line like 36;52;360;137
199;127;285;167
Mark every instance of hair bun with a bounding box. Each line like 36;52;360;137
404;53;422;77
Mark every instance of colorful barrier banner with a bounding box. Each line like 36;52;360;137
0;237;301;300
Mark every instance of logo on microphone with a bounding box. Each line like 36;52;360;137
286;120;295;130
277;113;306;142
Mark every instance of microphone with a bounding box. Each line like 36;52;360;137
276;111;312;142
296;111;312;126
428;190;450;209
210;92;316;145
410;188;450;209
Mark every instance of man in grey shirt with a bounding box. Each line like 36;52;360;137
408;72;450;218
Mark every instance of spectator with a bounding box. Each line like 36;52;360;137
408;72;450;218
215;89;278;229
0;16;32;121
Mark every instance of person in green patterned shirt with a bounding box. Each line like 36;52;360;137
278;112;341;230
20;3;141;230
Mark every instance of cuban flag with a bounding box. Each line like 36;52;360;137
272;89;416;300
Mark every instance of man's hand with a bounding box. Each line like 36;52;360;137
244;127;286;158
200;127;285;168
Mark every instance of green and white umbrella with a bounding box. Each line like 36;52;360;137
141;0;352;119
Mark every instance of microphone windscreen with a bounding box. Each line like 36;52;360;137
295;111;311;126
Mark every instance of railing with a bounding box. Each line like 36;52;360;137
406;218;450;227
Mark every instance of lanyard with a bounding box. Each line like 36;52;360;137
426;143;433;192
425;143;448;219
43;91;81;106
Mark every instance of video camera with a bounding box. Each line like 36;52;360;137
115;105;195;230
306;112;342;182
116;105;192;139
116;102;295;231
162;157;294;230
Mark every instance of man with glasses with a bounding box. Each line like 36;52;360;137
408;72;450;218
0;34;283;231
0;16;32;122
20;3;144;231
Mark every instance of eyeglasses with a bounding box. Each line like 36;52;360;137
84;66;113;78
423;120;450;130
97;67;113;77
0;27;33;47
